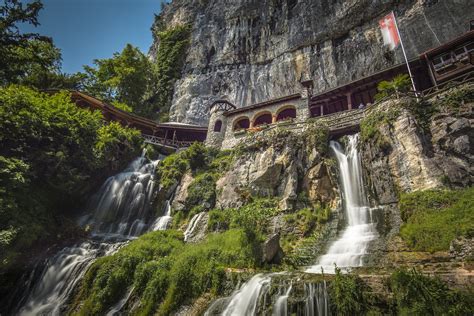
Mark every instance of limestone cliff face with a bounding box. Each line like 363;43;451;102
151;0;471;125
361;94;473;206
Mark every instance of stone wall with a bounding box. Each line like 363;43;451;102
218;98;309;149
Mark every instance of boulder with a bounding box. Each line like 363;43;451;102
262;232;283;264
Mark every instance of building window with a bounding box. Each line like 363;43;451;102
276;106;296;121
253;112;272;127
233;117;250;131
213;120;222;132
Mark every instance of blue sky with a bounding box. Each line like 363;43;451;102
19;0;165;74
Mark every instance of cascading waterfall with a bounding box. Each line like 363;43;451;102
205;274;331;316
151;199;173;231
273;283;292;316
304;282;330;316
183;211;206;241
307;133;377;273
207;133;374;315
220;274;271;316
17;155;161;316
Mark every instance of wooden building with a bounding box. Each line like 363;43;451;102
56;90;208;148
421;30;474;86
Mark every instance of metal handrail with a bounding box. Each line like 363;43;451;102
142;134;195;149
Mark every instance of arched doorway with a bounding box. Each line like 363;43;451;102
276;106;296;121
233;117;250;131
253;112;272;127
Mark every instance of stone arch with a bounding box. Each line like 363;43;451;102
276;105;297;122
252;111;273;127
233;116;250;131
213;119;222;132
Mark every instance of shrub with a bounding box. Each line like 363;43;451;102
433;83;474;111
157;143;232;191
207;198;280;237
330;267;372;315
185;172;217;211
360;108;400;151
399;187;474;252
94;121;142;163
375;74;411;100
150;24;191;122
0;86;143;272
390;268;474;315
304;122;330;156
73;229;260;315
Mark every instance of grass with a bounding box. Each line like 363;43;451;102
72;229;260;316
399;187;474;252
207;198;280;236
390;268;474;315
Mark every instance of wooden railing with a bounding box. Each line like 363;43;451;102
142;134;195;149
420;70;473;98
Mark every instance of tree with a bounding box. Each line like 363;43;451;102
0;85;142;271
82;44;154;115
0;0;83;89
375;74;411;100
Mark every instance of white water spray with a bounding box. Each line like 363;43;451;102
18;156;161;315
152;199;173;231
183;212;206;241
307;134;377;273
221;274;271;316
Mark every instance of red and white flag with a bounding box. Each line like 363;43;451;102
379;12;400;50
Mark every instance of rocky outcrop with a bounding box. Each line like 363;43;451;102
171;171;194;211
215;129;338;211
262;232;284;264
152;0;471;125
362;93;473;206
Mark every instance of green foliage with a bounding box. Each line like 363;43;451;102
74;229;260;315
149;25;191;121
0;0;83;88
207;198;279;237
330;267;372;315
157;143;231;191
95;122;142;163
0;85;142;271
111;100;132;113
284;208;317;236
360;108;400;151
82;44;154;115
433;83;474;111
375;74;411;100
186;172;217;211
399;187;474;252
304;122;330;156
390;268;474;315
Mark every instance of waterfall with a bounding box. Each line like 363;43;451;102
304;282;330;316
206;274;331;316
183;211;206;242
272;284;292;316
16;156;161;315
307;134;377;273
220;274;271;315
151;199;172;231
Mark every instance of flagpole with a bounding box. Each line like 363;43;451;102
392;11;418;95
